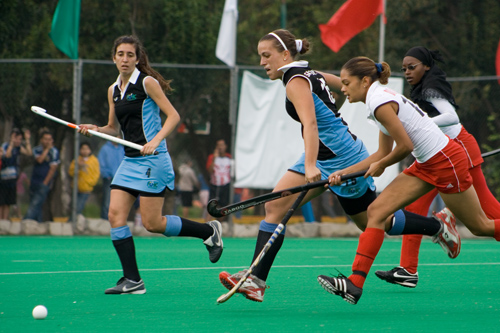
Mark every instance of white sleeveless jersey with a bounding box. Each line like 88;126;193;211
366;81;449;163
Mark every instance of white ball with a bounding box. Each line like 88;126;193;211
32;305;48;320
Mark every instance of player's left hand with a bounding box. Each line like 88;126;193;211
327;169;348;186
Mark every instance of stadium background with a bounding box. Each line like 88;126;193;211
0;0;499;225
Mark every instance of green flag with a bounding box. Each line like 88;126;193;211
49;0;81;59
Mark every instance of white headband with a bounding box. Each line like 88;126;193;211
269;32;288;51
295;40;303;53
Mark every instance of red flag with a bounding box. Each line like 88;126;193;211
319;0;384;53
496;39;500;84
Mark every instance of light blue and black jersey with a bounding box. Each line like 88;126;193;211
282;61;375;199
113;71;168;158
282;62;364;163
111;69;174;193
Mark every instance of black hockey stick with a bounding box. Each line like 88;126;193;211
481;148;500;159
216;190;309;304
207;170;367;218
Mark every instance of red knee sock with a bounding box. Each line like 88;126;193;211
400;235;422;274
470;166;500;220
400;190;436;274
349;228;385;288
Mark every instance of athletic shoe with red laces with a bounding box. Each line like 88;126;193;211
219;270;268;302
432;207;461;259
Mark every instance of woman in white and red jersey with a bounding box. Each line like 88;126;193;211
318;56;500;305
375;46;500;288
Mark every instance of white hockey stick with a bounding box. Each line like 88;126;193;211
31;106;158;155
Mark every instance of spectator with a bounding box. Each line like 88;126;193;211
97;141;124;219
205;139;232;221
177;159;199;218
233;188;243;219
197;173;210;220
13;171;29;219
69;142;100;215
24;129;60;222
0;128;32;220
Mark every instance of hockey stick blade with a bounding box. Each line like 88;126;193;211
216;190;308;304
208;170;367;218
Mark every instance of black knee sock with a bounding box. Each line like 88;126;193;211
178;218;213;240
399;210;441;236
112;236;141;282
251;230;285;281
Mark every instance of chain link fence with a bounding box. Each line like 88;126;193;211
0;59;499;224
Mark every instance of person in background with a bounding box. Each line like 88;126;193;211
97;140;125;220
1;128;32;220
24;129;59;222
13;171;29;219
205;139;232;221
69;142;100;215
197;173;210;220
177;158;199;218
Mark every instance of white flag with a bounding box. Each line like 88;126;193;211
216;0;238;67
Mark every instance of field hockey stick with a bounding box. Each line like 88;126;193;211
216;190;309;304
481;148;500;158
31;106;158;155
207;170;367;218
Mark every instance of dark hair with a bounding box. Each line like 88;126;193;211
38;127;52;138
259;29;311;59
11;128;22;136
112;35;173;93
342;56;391;85
405;46;444;67
80;142;92;151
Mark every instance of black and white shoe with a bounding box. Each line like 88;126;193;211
203;220;223;263
317;273;362;305
374;267;418;288
105;277;146;294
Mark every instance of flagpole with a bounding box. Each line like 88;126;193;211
378;0;386;62
228;13;238;236
71;59;83;223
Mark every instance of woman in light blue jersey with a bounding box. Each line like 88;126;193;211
79;35;223;295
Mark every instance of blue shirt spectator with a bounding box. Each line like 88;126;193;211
1;128;32;220
97;141;124;219
98;142;124;178
30;145;60;186
24;130;59;222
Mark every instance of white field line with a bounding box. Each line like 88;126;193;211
1;262;499;276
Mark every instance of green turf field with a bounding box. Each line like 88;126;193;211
1;236;499;332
